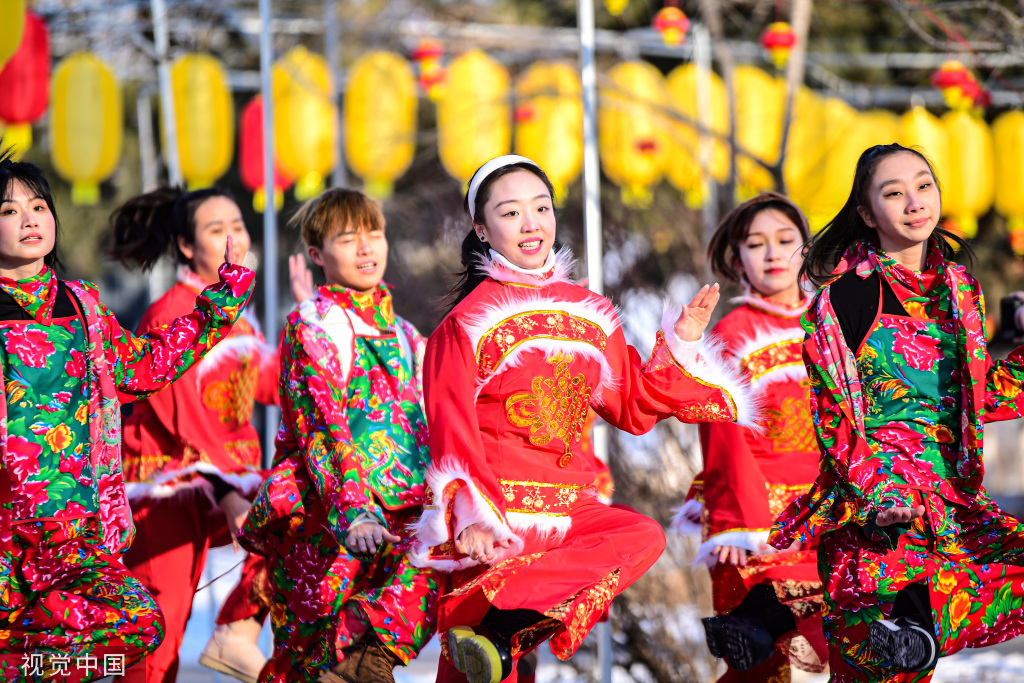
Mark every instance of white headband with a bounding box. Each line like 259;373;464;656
466;154;541;222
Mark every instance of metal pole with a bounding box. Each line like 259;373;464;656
151;0;181;186
578;2;611;682
693;23;718;265
260;0;280;467
325;0;347;188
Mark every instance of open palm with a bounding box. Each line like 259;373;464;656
674;283;721;342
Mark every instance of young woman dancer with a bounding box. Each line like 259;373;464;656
0;151;254;681
673;193;827;679
109;187;308;683
413;155;759;683
771;143;1024;681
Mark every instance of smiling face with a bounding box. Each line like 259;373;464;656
177;196;250;283
857;151;941;258
0;179;56;279
475;170;556;270
736;208;805;302
309;223;388;294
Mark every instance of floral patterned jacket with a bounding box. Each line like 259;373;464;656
240;284;429;554
0;263;254;604
770;241;1024;549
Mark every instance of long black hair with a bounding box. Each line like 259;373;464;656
800;143;971;287
0;146;63;271
106;186;235;271
442;161;556;312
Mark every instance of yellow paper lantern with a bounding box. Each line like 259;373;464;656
273;46;338;200
733;65;785;200
169;53;234;190
437;50;511;187
514;61;583;204
664;63;730;208
344;51;417;200
897;106;950;195
992;110;1024;255
0;0;25;72
599;61;671;208
50;53;123;205
942;110;994;239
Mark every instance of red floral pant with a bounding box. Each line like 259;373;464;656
259;505;438;683
820;490;1024;682
0;517;164;682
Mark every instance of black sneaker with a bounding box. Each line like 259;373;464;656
869;617;939;672
701;614;775;671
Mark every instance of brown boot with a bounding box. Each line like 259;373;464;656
199;618;267;683
318;633;402;683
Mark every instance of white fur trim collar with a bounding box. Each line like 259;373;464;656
731;325;807;391
477;246;576;287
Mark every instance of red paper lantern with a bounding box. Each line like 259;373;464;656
653;7;690;46
410;39;446;99
931;60;978;111
0;12;49;155
760;22;796;69
239;95;294;213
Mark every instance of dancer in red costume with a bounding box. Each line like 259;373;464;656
413;155;760;683
672;193;827;679
108;187;311;683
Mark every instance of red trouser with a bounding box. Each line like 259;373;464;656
436;500;666;683
118;495;269;683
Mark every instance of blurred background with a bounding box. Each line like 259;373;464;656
5;1;1024;680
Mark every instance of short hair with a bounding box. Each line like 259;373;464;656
288;188;385;249
706;192;810;284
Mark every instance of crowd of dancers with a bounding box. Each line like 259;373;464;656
0;140;1023;683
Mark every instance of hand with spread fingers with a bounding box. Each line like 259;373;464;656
674;283;722;342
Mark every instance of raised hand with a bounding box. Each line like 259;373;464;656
223;234;240;266
289;253;315;304
674;283;721;342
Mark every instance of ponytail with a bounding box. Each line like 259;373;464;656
106;186;235;271
441;230;491;314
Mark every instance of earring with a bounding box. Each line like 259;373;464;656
478;233;487;242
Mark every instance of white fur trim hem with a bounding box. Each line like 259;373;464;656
125;463;263;504
409;456;524;572
694;529;773;568
670;500;703;537
660;306;760;428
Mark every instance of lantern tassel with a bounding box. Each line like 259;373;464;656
71;182;100;206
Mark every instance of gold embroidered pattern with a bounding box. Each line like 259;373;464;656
767;482;815;519
202;356;259;425
476;310;608;377
742;337;804;382
546;568;621;660
500;479;593;515
764;380;815;453
504;354;593;467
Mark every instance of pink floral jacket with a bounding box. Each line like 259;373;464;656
0;264;254;605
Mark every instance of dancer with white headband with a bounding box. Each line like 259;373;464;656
412;155;759;683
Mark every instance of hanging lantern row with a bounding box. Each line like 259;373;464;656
9;37;1024;257
760;22;796;69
